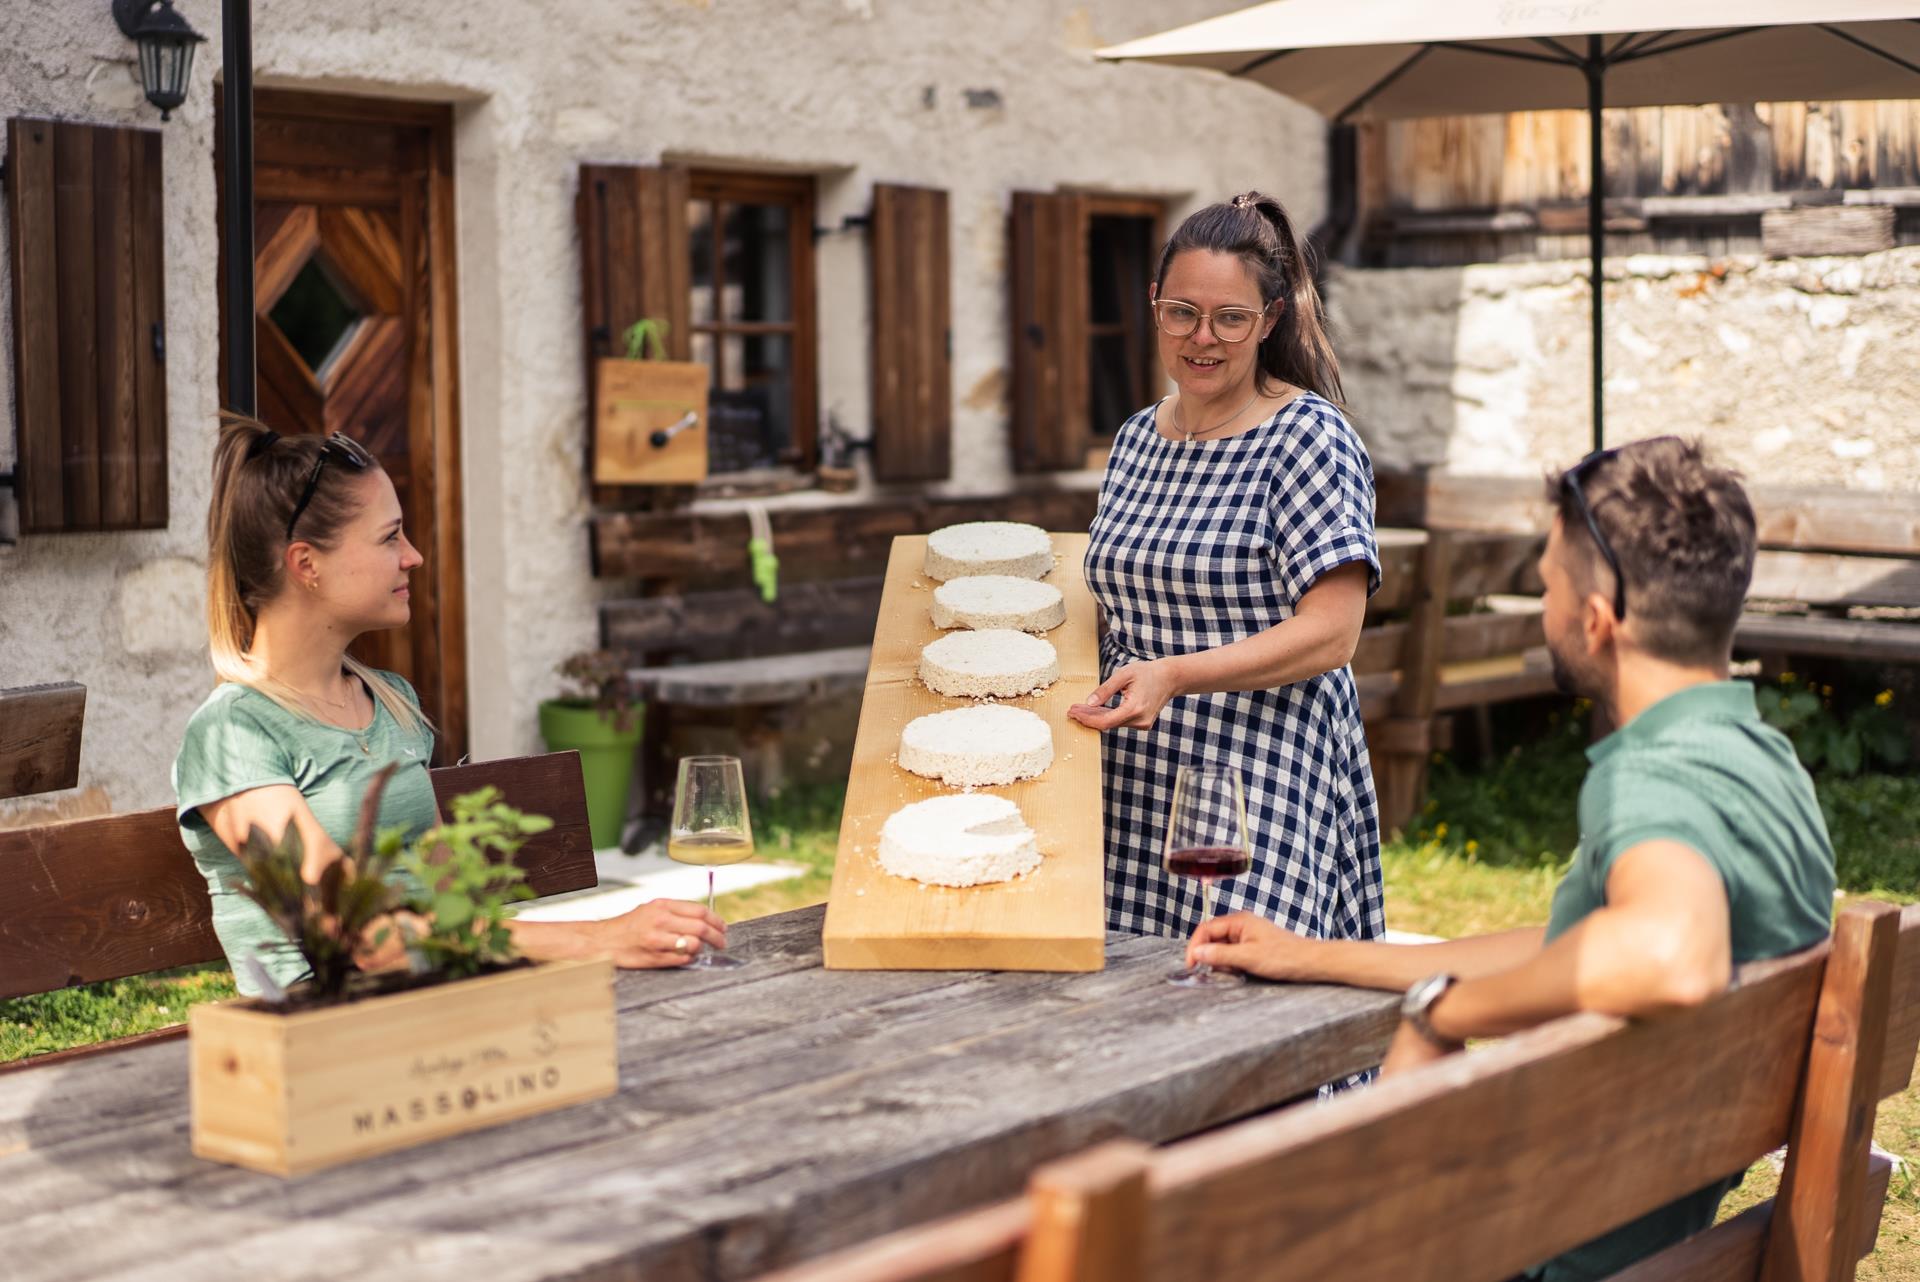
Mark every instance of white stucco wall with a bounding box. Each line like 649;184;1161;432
0;0;1326;815
1332;248;1920;489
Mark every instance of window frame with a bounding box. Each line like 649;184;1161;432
686;169;820;474
1083;195;1166;449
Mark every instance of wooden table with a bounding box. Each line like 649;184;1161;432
0;907;1398;1281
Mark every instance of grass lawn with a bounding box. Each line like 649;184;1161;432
5;715;1917;1274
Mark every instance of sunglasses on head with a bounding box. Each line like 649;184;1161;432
286;432;375;541
1560;446;1627;622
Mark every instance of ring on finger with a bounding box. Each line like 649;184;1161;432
673;936;690;953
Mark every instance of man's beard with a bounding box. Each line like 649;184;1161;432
1549;637;1601;702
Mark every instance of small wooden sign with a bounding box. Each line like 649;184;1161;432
190;958;617;1177
593;358;709;485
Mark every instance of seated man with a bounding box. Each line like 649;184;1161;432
1187;436;1836;1281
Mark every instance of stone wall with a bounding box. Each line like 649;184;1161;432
0;0;1325;815
1332;247;1920;489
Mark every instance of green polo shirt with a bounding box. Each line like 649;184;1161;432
1538;680;1835;1282
173;674;439;996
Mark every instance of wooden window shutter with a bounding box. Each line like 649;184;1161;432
869;183;952;483
7;117;169;533
576;163;692;439
1009;190;1089;473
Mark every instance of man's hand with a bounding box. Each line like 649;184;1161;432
1066;659;1184;732
1184;912;1326;981
1380;1018;1463;1077
592;899;728;968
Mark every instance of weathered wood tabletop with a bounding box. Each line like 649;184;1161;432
0;906;1398;1282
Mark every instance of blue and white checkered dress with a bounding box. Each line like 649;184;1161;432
1085;392;1386;945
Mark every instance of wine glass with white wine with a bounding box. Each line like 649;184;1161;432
667;754;754;970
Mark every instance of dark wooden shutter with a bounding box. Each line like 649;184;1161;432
869;183;952;483
1009;190;1089;473
7;117;168;533
577;163;692;474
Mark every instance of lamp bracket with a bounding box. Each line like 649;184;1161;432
112;0;154;38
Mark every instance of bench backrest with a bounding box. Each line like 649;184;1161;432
0;751;598;999
0;682;87;801
763;902;1920;1282
1387;472;1920;610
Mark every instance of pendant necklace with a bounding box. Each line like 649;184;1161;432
1176;390;1261;443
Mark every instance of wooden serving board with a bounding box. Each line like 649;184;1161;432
822;533;1105;972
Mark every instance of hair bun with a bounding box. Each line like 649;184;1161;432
246;430;280;460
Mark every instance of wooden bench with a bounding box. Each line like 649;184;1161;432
1385;470;1920;672
0;751;599;1006
761;899;1920;1282
1357;528;1556;830
0;682;86;800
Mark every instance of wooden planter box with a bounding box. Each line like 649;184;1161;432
189;958;617;1177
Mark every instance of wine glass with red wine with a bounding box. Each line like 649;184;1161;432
1163;763;1251;988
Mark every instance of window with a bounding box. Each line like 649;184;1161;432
1085;198;1163;440
686;171;818;473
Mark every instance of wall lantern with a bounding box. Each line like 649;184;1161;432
111;0;206;121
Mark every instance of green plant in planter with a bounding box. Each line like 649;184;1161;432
232;764;553;1003
399;785;549;979
621;317;671;362
555;648;643;733
541;649;647;849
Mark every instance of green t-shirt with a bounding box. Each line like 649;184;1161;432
1537;680;1835;1282
172;673;439;995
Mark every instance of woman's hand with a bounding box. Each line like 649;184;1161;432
1184;912;1326;981
351;909;426;974
1379;1019;1463;1077
591;899;728;968
1066;659;1185;731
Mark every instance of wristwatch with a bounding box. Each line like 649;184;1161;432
1401;972;1462;1048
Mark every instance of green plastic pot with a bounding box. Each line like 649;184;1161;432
538;699;645;850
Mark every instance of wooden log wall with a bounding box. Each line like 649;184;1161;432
1360;100;1920;266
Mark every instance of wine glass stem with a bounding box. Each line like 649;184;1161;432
707;868;716;916
1195;877;1215;979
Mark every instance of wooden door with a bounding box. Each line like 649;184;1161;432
218;90;468;761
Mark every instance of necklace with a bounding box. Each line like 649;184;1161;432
1175;389;1262;443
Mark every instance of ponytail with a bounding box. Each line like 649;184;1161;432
205;414;426;736
1154;191;1344;407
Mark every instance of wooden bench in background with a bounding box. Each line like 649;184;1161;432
0;752;599;1012
1356;528;1556;832
0;682;86;801
1385;470;1920;674
763;900;1920;1282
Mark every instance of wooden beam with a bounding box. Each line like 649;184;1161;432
0;683;85;800
1762;206;1896;259
602;576;885;662
592;490;1100;581
1749;551;1920;610
1736;614;1920;664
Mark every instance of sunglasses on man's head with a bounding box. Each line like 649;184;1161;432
1561;446;1627;622
286;432;375;541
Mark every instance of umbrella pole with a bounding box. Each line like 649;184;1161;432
220;0;255;416
1586;35;1604;454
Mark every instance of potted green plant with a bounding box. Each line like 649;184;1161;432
538;649;645;850
188;768;617;1177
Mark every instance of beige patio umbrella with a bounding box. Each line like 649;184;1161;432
1099;2;1920;449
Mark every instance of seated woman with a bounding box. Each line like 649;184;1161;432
175;415;724;994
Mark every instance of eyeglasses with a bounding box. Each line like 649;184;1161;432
1560;446;1627;622
1151;299;1267;344
286;432;375;541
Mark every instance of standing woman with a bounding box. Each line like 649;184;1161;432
1069;192;1383;950
174;416;726;996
